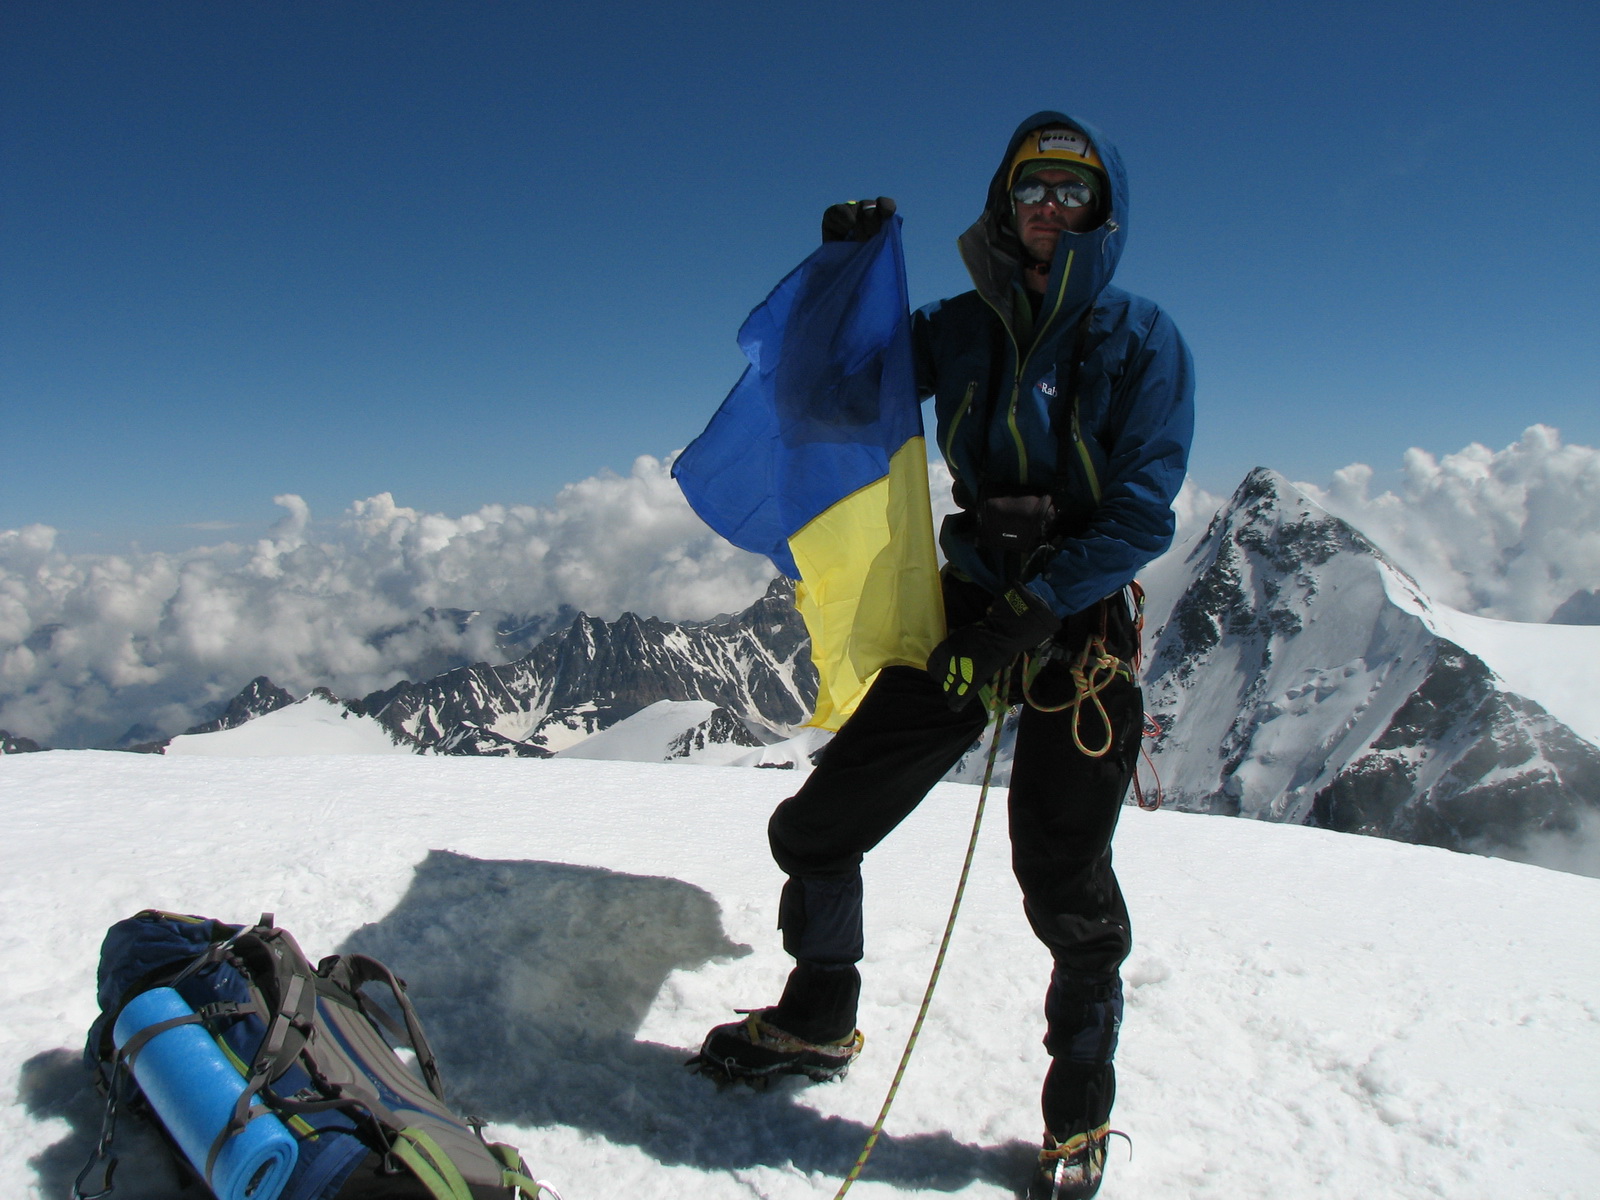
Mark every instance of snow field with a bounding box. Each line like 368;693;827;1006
0;751;1596;1199
1381;564;1600;746
163;693;412;757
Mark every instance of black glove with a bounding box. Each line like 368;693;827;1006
821;196;897;243
927;585;1062;711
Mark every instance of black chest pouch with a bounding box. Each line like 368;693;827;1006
975;487;1058;583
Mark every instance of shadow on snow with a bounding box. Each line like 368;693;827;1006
22;849;1032;1195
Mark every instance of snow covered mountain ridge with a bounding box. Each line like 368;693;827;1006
1142;469;1600;871
357;577;816;757
5;470;1598;875
54;578;821;765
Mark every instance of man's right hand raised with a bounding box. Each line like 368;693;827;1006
821;197;897;243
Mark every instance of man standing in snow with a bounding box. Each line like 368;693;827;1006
694;112;1194;1200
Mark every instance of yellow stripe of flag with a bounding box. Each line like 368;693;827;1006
789;437;946;729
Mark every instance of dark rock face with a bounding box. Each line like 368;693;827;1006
182;677;296;735
1151;470;1371;694
363;579;817;756
1310;642;1600;857
667;709;764;759
1550;589;1600;625
0;730;44;754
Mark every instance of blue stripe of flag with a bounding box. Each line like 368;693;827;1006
673;217;920;579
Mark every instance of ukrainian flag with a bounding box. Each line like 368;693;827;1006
674;216;945;729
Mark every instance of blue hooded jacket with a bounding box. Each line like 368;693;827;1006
912;111;1194;617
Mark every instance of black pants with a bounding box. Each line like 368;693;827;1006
767;614;1143;1133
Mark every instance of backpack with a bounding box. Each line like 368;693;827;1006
76;909;560;1200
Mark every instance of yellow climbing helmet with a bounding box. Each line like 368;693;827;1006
1007;124;1105;188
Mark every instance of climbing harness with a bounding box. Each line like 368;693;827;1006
830;672;1012;1200
1019;581;1144;757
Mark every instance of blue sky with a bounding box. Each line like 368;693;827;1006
4;0;1596;552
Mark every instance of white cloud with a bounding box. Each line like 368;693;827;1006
1498;807;1600;881
8;431;1597;750
0;456;774;748
1298;426;1600;623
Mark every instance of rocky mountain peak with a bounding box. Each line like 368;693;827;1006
1149;470;1394;687
360;580;817;756
0;730;45;754
1143;470;1600;863
183;676;296;736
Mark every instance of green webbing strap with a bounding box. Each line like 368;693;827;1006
504;1168;543;1194
830;676;1011;1200
390;1128;473;1200
485;1139;553;1197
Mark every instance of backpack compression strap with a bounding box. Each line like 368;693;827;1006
393;1128;553;1200
319;952;448;1100
202;921;323;1183
202;927;442;1182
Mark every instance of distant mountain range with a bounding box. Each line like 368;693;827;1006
93;578;818;761
6;473;1597;872
356;577;815;756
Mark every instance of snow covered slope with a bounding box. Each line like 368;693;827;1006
164;691;411;757
1381;570;1600;746
2;751;1596;1199
555;698;763;764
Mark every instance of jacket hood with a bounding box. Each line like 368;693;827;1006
957;110;1129;324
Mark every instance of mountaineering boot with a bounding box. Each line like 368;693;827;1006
690;960;862;1083
688;1009;863;1084
1026;1125;1110;1200
691;960;862;1082
767;960;861;1043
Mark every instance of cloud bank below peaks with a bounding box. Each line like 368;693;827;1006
6;430;1598;749
0;455;774;748
1298;425;1600;623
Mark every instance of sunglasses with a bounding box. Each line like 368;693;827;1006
1010;178;1098;209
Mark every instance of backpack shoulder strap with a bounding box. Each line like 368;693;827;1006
317;953;446;1100
229;919;320;1081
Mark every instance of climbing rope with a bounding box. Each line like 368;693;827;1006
1133;712;1165;810
1020;632;1131;757
1019;585;1141;757
831;580;1156;1195
830;674;1012;1200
